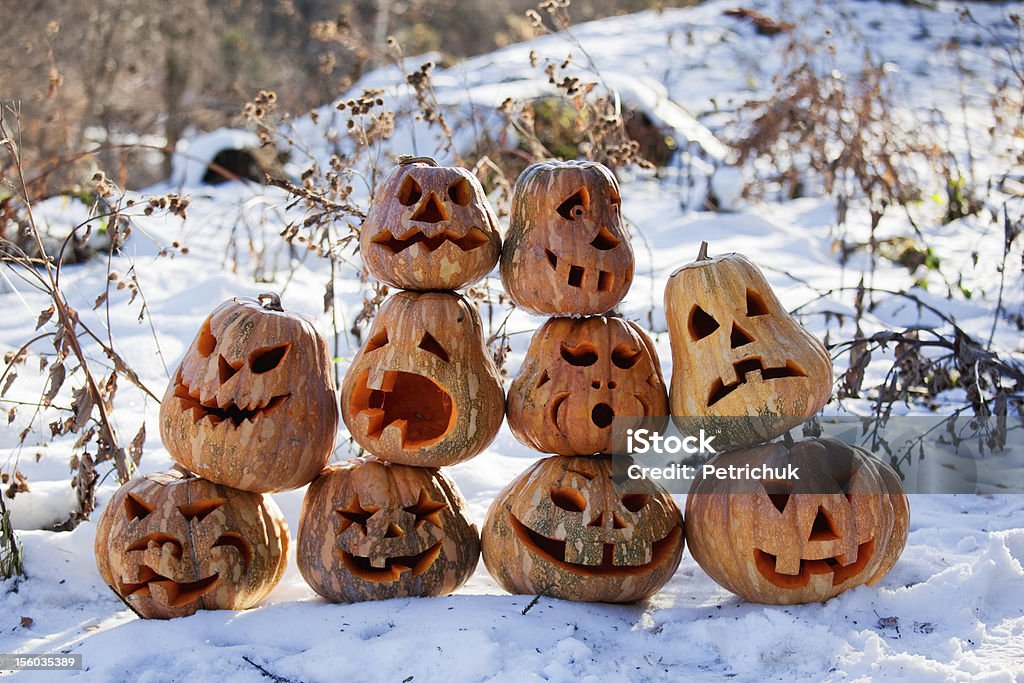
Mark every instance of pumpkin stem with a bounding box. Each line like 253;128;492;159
258;292;284;311
782;430;796;448
696;241;710;261
397;155;439;167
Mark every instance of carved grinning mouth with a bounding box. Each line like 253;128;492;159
173;378;289;428
707;356;807;407
339;542;443;583
509;514;682;577
372;227;490;254
753;539;876;588
543;249;617;293
349;369;455;448
118;566;221;607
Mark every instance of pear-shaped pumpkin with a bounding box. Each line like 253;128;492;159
160;293;339;493
685;438;909;604
297;457;479;603
341;291;504;467
501;160;634;316
360;158;502;291
481;455;684;603
665;243;832;448
507;315;668;455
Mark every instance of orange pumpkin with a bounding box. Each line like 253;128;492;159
94;469;289;619
341;291;504;467
482;455;684;603
297;457;479;602
160;293;339;492
665;243;832;448
360;158;502;291
507;315;668;455
501;160;634;315
685;438;909;604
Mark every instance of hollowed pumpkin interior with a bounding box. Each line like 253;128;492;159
707;357;807;407
339;542;443;583
350;369;456;448
372;226;490;254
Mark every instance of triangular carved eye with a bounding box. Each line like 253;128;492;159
746;289;770;316
403;488;447;528
365;329;389;353
336;495;380;532
688;305;720;340
125;493;154;521
398;175;422;206
249;344;290;374
196;318;216;357
557;187;590;221
178;499;225;523
447;177;472;206
761;479;791;514
418;331;449;362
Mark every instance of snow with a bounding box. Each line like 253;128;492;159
2;0;1023;680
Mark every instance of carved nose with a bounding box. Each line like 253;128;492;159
411;192;447;223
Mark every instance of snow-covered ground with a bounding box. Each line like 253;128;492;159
2;0;1023;680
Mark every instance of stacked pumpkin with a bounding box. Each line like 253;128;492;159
481;161;685;603
95;292;338;618
664;242;909;604
295;157;504;602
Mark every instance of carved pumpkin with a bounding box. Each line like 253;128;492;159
160;293;339;493
341;290;504;467
296;457;479;603
94;469;289;619
360;158;502;291
665;242;832;448
685;438;909;604
481;455;684;603
501;160;634;315
507;315;668;456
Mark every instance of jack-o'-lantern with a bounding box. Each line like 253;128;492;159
297;457;479;602
685;438;909;604
94;469;289;619
507;316;668;456
160;293;339;493
665;242;832;448
482;455;684;603
341;290;504;467
360;158;502;291
501;160;634;315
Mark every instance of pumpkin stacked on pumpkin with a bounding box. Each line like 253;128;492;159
664;242;909;604
483;160;685;603
95;292;338;618
296;158;504;603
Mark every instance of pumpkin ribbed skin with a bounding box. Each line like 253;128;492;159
297;457;479;603
665;248;832;448
360;161;501;291
481;455;684;603
341;290;504;467
160;295;339;493
501;160;634;316
507;315;668;455
94;469;289;619
685;439;909;604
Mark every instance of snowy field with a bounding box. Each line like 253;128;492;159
2;0;1023;680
